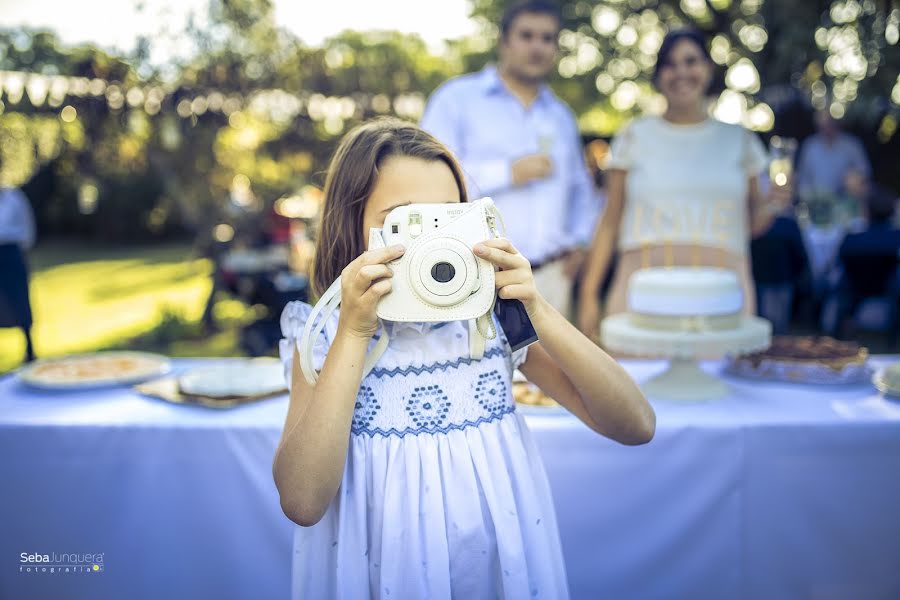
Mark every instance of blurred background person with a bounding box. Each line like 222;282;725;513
794;109;874;297
821;184;900;340
421;0;598;318
796;108;872;204
0;180;37;364
749;206;812;334
576;29;792;338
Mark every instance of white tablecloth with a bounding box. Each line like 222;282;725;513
2;357;899;600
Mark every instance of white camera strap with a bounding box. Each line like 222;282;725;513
298;275;390;385
466;199;506;359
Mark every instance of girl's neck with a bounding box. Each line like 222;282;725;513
662;103;708;125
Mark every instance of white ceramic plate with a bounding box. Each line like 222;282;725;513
177;358;286;398
873;362;900;399
18;351;171;389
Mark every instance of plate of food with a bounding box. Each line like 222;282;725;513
513;380;563;414
18;351;172;389
176;358;285;398
724;336;871;385
873;362;900;399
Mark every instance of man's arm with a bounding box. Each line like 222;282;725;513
848;136;872;178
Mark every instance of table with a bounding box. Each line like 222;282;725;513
2;358;900;600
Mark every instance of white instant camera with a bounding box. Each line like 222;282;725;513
368;197;499;322
298;197;503;385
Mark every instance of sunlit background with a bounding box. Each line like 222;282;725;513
1;0;898;372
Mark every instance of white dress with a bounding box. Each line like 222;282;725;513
609;115;768;257
279;301;570;599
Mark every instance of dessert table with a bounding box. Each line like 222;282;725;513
2;357;899;600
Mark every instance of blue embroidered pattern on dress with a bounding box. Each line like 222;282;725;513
340;327;518;438
350;406;515;438
351;385;381;430
369;346;506;379
405;385;451;429
475;369;508;416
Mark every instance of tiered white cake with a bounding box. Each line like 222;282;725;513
601;266;771;400
627;267;743;330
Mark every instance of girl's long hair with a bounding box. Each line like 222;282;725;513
311;118;469;299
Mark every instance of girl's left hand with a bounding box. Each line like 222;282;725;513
474;238;544;316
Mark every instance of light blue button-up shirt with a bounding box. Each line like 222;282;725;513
795;132;872;198
421;65;599;264
0;187;35;250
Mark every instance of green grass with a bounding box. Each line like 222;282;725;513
0;241;259;374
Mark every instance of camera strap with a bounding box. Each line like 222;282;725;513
297;275;390;386
466;199;505;359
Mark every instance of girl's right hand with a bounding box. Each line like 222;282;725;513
337;245;405;339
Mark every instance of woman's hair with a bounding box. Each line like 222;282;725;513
652;28;713;88
311;118;469;299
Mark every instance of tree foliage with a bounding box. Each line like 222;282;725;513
0;0;897;242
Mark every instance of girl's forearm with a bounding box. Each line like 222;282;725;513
273;328;370;525
528;298;655;443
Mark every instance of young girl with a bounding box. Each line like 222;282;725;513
274;118;654;599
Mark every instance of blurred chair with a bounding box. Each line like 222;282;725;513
820;185;900;342
820;261;900;343
751;214;812;333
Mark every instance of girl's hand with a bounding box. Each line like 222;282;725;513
337;245;405;339
474;238;545;317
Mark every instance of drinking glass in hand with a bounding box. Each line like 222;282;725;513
768;136;797;188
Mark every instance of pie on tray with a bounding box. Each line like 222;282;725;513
725;336;870;384
738;336;867;369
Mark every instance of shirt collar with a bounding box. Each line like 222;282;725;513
383;320;440;336
480;64;554;106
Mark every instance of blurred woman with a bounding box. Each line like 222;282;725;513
577;29;792;337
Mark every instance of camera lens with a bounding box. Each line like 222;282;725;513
431;261;455;283
410;239;479;306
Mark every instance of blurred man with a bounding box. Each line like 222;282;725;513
421;0;598;318
796;109;872;201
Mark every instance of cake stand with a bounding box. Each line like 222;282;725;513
600;314;771;401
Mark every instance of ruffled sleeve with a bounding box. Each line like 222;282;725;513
511;346;529;371
606;120;637;171
278;300;335;391
741;127;769;177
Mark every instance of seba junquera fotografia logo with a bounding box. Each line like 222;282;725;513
19;550;105;574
